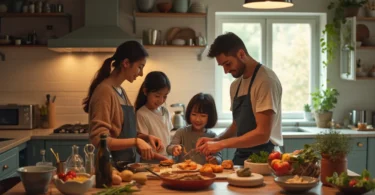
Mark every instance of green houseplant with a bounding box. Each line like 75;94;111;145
321;0;368;66
314;129;352;185
303;104;314;121
311;87;339;128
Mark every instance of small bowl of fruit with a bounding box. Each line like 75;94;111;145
53;171;95;195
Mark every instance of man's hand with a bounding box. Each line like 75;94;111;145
196;137;215;148
148;135;164;152
206;156;218;165
197;141;224;156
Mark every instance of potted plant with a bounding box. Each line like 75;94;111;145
244;151;271;175
321;0;368;66
314;129;352;185
304;104;314;121
311;87;339;128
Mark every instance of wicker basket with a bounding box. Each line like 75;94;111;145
269;161;320;178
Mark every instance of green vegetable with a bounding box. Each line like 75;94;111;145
327;169;375;191
94;183;139;195
248;151;269;163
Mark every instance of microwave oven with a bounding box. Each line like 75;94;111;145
0;104;39;130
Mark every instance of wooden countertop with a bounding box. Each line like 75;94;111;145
5;174;375;195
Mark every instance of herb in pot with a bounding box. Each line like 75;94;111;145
248;151;269;163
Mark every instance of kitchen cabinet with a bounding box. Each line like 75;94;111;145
282;138;315;153
132;11;207;61
45;140;88;164
340;16;375;81
368;138;375;176
26;140;45;166
347;138;367;174
0;147;19;180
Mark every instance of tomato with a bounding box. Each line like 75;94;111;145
268;151;281;161
58;173;66;179
272;161;291;175
66;170;76;177
349;179;357;187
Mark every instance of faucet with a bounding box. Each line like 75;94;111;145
0;51;5;61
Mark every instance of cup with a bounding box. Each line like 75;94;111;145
56;161;66;175
15;39;21;45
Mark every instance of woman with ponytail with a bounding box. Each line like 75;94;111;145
83;41;166;163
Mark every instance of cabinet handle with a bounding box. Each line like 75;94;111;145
357;142;363;147
3;165;8;170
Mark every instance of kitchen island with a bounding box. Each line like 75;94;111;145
6;174;371;195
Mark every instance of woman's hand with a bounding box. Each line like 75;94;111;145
148;135;164;152
196;137;215;148
136;138;153;160
172;145;182;156
153;152;169;161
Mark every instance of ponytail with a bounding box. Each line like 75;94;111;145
82;57;113;113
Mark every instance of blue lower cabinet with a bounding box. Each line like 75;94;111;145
26;140;45;166
282;138;314;153
347;138;367;175
45;140;89;164
368;138;375;176
0;147;19;180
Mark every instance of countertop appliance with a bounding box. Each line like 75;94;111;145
170;103;186;130
52;123;89;134
0;104;39;130
350;110;374;126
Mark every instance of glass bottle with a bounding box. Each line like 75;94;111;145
84;144;95;175
95;134;112;188
66;145;85;173
36;149;52;166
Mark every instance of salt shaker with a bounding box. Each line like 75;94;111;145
84;144;95;175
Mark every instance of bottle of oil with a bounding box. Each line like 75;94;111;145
95;134;112;188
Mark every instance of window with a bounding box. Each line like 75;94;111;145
215;14;321;120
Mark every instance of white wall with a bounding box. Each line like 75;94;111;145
0;0;374;126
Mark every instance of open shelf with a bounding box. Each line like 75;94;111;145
0;45;47;48
134;12;206;18
144;45;206;48
356;76;375;80
0;13;71;18
357;17;375;21
358;46;375;50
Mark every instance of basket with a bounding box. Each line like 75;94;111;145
268;159;320;178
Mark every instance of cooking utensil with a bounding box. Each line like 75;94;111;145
144;167;163;179
114;161;132;172
46;94;50;104
183;148;198;159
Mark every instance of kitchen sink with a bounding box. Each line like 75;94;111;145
0;138;13;142
282;127;310;133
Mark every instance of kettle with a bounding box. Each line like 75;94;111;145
349;110;374;127
170;103;186;130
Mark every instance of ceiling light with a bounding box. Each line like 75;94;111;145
243;0;293;9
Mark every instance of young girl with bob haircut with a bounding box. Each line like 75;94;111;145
166;93;222;165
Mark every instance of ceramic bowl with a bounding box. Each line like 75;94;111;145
53;173;95;195
333;185;370;195
157;3;172;13
17;166;56;195
172;39;186;46
274;175;319;193
244;160;271;175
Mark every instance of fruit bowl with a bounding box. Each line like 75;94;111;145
53;173;95;195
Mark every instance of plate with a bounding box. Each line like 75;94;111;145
227;173;264;187
160;171;216;191
214;167;237;179
172;163;202;171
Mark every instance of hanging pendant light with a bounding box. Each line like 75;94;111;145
243;0;293;9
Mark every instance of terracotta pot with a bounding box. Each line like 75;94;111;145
314;112;333;128
344;7;360;17
320;154;347;186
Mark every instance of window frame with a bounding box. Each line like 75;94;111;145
214;14;322;120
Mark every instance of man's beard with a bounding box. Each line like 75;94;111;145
231;57;245;78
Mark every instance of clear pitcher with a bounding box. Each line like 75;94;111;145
66;145;85;173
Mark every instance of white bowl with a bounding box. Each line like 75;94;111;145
17;166;56;195
244;160;271;175
274;175;319;193
53;173;95;195
171;39;185;46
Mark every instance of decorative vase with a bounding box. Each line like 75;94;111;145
136;0;155;13
344;7;360;17
320;154;347;186
314;112;332;128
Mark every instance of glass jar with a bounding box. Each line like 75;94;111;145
66;145;85;173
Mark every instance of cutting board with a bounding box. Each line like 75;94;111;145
227;173;264;187
214;167;239;179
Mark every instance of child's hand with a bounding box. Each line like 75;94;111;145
206;156;218;165
172;145;182;156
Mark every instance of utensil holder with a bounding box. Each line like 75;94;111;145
56;161;66;175
48;102;56;128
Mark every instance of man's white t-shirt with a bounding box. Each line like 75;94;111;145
230;65;283;146
136;105;173;156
